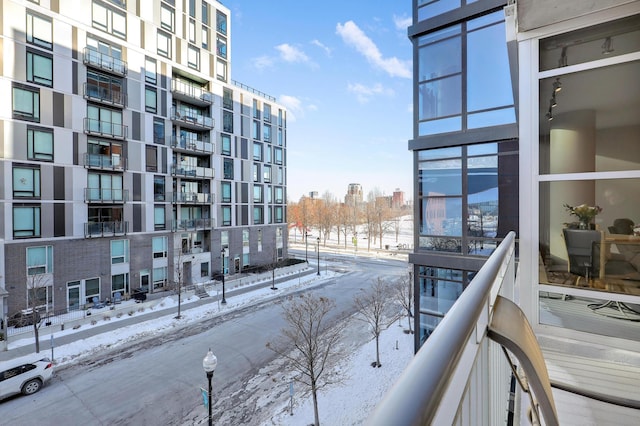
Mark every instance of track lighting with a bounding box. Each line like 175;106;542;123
558;47;568;67
602;37;614;54
550;95;557;108
553;78;562;93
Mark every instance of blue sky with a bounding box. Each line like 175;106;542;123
224;1;413;202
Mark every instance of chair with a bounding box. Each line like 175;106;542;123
92;296;105;309
113;292;122;304
562;228;601;286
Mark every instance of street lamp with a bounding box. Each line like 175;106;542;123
220;249;227;304
305;231;308;262
202;348;217;426
316;237;320;276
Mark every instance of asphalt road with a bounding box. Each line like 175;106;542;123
1;254;408;425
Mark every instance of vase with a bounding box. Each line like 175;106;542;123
579;221;589;230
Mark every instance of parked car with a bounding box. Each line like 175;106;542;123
7;310;41;328
0;357;53;400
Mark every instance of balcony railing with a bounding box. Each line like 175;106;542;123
84;118;128;139
170;107;214;130
84;188;129;203
83;83;126;107
172;218;214;231
369;232;559;426
171;78;213;106
84;153;126;171
232;79;276;102
83;47;127;76
171;164;214;179
172;192;215;204
84;221;128;238
171;136;214;154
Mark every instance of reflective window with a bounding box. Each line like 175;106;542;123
92;1;126;39
13;166;40;198
221;206;231;226
26;50;53;86
14;206;41;238
27;127;53;161
154;206;165;230
13;85;40;122
216;11;227;35
160;4;174;32
223;158;234;179
145;87;157;113
157;30;171;58
221;181;231;202
27;245;53;275
145;57;157;84
26;11;52;49
221;133;231;155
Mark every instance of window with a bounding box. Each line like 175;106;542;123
216;11;227;35
154;175;165;201
188;19;196;43
13;84;40;122
253;185;263;203
86;70;124;105
221;133;231;155
253;142;262;161
26;50;53;87
157;30;172;58
264;104;272;122
160;3;174;32
275;206;284;223
110;239;129;264
223;158;234;179
87;172;124;201
252;120;261;140
145;86;157;113
188;0;195;17
86;36;125;74
85;278;100;304
86;105;124;138
153;117;165;144
13;166;40;198
92;1;126;39
152;236;167;258
153;267;167;289
146;145;157;172
14;205;41;238
26;11;52;49
275;187;284;203
277;128;283;146
216;59;227;82
188;45;200;70
223;110;233;133
87;139;122;168
27;127;53;161
154;205;165;230
202;26;209;50
221;206;231;226
26;246;53;275
223;88;233;110
145;57;157;84
201;262;209;277
274;147;283;165
111;273;129;298
253;164;260;182
221;181;231;202
263;165;272;183
254;206;263;224
216;35;227;59
263;125;271;143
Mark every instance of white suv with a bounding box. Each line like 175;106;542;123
0;357;54;400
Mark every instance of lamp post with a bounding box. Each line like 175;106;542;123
316;237;320;276
305;231;308;262
202;348;217;426
220;249;227;304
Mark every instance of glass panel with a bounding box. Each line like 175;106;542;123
419;159;462;196
418;0;460;21
418;34;460;82
418;75;461;120
420;197;463;236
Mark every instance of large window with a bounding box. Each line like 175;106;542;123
13;166;40;198
157;30;172;58
110;239;129;264
27;127;53;161
221;206;231;226
154;205;165;230
216;10;227;35
145;57;157;84
87;172;124;201
221;181;231;202
160;3;174;32
152;236;167;258
26;245;53;275
153;117;165;144
26;11;52;49
111;273;129;298
13;84;40;122
86;70;124;105
221;133;231;155
92;0;126;39
145;87;157;113
154;175;165;201
87;138;123;169
417;11;514;136
86;104;124;138
146;145;157;172
14;206;41;238
26;50;53;86
223;158;234;179
223;110;233;133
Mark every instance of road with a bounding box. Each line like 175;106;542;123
1;254;408;425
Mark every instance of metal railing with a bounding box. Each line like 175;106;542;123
84;188;129;203
369;232;522;425
171;78;213;104
170;136;214;154
171;218;214;231
83;82;126;107
172;192;214;204
231;80;276;102
84;117;128;139
84;221;128;238
84;153;126;171
170;164;214;179
170;107;214;129
82;47;127;76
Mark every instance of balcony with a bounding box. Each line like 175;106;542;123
172;192;215;204
84;153;126;171
171;136;214;154
171;78;213;107
83;47;127;76
84;221;128;238
170;107;214;130
84;188;129;203
370;232;640;425
84;118;128;140
171;164;214;179
172;218;214;231
83;83;126;108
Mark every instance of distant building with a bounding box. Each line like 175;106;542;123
308;191;319;199
392;189;405;209
344;183;363;206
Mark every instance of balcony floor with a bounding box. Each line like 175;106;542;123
525;296;640;425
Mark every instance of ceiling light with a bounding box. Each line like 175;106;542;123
602;37;614;54
558;47;568;67
550;95;557;108
553;78;562;93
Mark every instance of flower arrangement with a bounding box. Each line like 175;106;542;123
564;203;602;226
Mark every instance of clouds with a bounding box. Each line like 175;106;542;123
253;43;315;70
336;20;411;79
348;83;394;104
275;43;311;63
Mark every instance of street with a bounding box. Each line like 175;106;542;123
1;254;408;425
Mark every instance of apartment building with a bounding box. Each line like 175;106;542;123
0;0;288;321
410;0;640;354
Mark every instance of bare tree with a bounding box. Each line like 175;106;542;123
393;271;414;333
336;203;350;248
354;277;397;367
25;273;49;353
266;293;345;426
317;192;338;245
171;247;187;319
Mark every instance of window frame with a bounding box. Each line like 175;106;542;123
13;165;41;198
145;86;157;113
27;126;54;161
110;239;129;264
12;84;40;122
26;10;52;50
26;49;53;87
13;205;41;238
